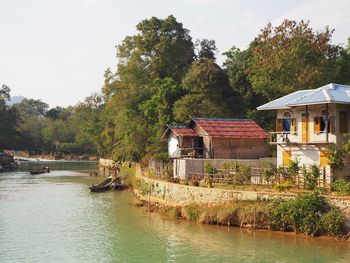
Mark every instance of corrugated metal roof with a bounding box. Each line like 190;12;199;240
169;126;198;137
192;118;268;139
257;83;350;110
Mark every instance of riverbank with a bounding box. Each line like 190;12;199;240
4;150;98;161
131;164;350;240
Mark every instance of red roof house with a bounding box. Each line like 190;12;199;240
163;118;269;159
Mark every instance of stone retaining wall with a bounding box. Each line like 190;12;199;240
134;170;350;228
99;158;115;168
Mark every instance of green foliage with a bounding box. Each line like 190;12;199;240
173;58;241;122
261;160;276;183
331;179;350;196
204;161;216;188
320;209;345;236
12;98;49;120
327;143;344;175
249;20;338;103
304;164;319;190
269;193;344;236
273;181;293;192
99;15;194;160
287;159;299;180
234;162;251;185
182;205;201;221
269;198;294;231
0;85;19;149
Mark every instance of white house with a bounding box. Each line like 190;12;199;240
257;83;350;182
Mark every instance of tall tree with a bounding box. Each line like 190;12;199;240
249;20;339;102
0;85;18;149
173;58;241;123
100;15;195;160
196;39;217;60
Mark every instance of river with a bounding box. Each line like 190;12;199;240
1;161;350;262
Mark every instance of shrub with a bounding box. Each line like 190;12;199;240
204;161;215;188
261;160;276;183
304;164;319;190
273;181;293;192
290;193;329;236
234;162;251;185
269;193;344;236
331;179;350;196
321;209;344;236
269;198;294;231
287;159;299;181
182;205;201;221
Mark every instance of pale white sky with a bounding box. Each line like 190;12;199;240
1;0;349;107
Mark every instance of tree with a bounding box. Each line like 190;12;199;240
249;20;339;102
99;15;195;160
333;37;350;85
12;98;49;120
173;58;241;123
196;39;217;60
0;85;18;148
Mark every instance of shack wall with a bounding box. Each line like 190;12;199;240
212;138;269;159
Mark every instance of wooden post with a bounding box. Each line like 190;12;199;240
306;105;309;143
325;103;329;143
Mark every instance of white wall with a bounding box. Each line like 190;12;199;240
168;135;180;158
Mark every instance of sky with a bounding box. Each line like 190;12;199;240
0;0;349;107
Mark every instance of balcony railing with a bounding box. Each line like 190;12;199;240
269;131;330;145
179;147;204;158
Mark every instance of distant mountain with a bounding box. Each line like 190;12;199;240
6;96;25;106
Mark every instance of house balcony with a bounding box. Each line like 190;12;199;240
269;131;331;145
178;147;204;158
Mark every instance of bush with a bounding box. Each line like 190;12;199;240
261;160;276;183
287;159;299;181
234;162;251;185
269;199;294;231
269;193;344;236
321;209;344;236
273;181;293;192
331;179;350;196
304;164;319;190
290;193;329;236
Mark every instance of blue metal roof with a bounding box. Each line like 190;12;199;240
192;117;252;121
257;83;350;110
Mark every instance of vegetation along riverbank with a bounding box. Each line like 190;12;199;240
116;164;349;240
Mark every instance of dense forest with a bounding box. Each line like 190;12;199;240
1;16;350;161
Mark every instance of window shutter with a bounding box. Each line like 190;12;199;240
314;117;320;135
290;119;296;135
320;151;329;168
276;119;283;132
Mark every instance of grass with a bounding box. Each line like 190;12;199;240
120;164;136;187
156;201;271;229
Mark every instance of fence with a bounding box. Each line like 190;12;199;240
148;158;172;177
186;162;328;188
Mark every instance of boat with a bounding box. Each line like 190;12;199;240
30;170;47;175
30;166;50;175
89;177;113;192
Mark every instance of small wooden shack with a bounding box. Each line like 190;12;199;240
162;118;269;159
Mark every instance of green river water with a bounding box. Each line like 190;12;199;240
1;161;350;263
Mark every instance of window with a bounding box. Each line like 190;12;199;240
276;112;296;134
282;112;291;132
314;109;332;134
339;111;348;133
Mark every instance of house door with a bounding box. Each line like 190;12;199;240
302;117;309;143
282;150;291;166
194;137;204;157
